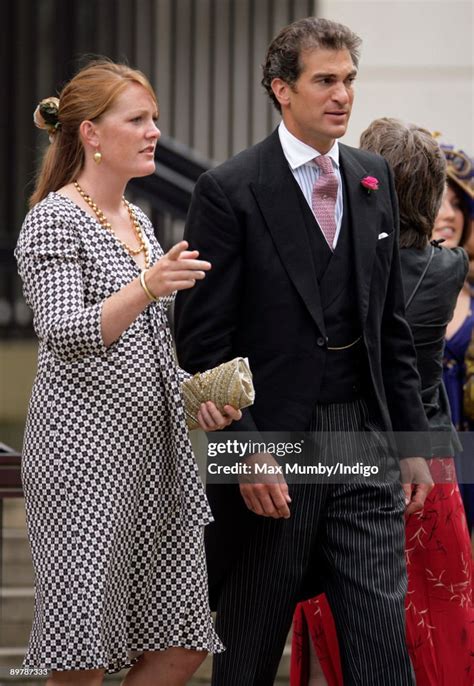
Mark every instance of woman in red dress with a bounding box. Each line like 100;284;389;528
291;124;474;686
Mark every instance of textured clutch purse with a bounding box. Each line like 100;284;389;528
181;357;255;430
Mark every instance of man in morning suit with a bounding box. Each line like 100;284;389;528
174;17;433;686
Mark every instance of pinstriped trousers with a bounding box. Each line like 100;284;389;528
211;399;414;685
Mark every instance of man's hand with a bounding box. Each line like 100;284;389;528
239;453;292;519
399;457;434;516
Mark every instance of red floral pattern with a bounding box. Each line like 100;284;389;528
291;459;474;685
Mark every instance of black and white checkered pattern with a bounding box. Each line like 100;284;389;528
15;192;223;673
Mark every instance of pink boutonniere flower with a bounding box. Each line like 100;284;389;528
361;176;379;194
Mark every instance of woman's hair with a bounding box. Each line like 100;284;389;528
448;178;471;247
440;143;473;246
261;17;362;112
359;118;446;249
30;58;158;207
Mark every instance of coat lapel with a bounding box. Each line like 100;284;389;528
250;132;326;337
339;144;379;327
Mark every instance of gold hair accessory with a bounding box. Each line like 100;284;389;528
181;357;255;430
33;97;61;142
139;269;159;302
93;151;102;164
73;181;150;267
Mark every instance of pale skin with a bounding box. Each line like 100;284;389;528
435;183;471;346
48;82;241;686
239;47;433;521
431;184;465;250
308;645;328;686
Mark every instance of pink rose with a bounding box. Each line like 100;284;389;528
361;176;379;192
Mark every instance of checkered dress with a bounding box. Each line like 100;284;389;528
15;192;223;673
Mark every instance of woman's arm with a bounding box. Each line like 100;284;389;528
16;207;209;359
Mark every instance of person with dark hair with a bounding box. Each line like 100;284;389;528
291;119;473;686
435;144;474;533
175;17;433;686
260;16;362;111
15;58;242;686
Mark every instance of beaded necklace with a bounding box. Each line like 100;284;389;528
73;180;150;268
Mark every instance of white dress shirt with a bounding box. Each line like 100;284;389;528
278;120;344;249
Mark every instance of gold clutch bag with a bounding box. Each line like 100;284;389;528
181;357;255;430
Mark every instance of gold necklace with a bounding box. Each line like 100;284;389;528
73;180;150;268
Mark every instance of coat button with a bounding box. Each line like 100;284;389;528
316;337;326;347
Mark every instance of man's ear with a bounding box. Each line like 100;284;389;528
79;120;100;148
271;78;292;109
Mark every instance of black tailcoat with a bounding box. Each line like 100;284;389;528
174;130;429;604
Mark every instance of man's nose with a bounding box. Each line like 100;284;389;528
331;82;350;104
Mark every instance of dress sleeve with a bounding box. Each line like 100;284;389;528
15;201;107;362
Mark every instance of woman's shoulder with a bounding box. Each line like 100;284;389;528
422;246;468;316
402;245;466;319
432;245;468;282
17;192;80;253
24;191;61;219
22;192;78;229
433;244;467;264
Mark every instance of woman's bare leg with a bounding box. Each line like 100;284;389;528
308;642;328;686
47;669;104;686
122;648;207;686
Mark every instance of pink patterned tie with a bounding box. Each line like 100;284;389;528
312;155;339;249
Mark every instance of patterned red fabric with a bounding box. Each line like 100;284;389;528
291;459;474;685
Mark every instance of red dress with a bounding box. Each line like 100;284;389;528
291;459;474;686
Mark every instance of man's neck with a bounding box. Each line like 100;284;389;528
281;119;335;155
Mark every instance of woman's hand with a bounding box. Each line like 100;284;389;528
101;241;209;348
197;402;242;431
146;240;211;298
400;457;434;516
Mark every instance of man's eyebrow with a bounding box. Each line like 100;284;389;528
311;69;358;79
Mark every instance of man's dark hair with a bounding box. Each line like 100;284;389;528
261;17;362;112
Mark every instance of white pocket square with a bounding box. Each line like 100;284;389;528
378;232;389;240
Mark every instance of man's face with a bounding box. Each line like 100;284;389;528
273;47;357;153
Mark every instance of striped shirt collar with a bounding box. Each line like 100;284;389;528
278;120;340;171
